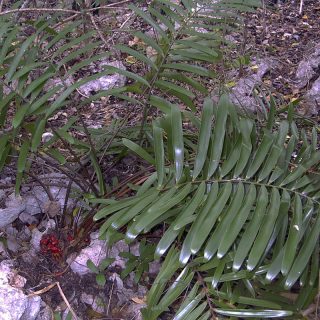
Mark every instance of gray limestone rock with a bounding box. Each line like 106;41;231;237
0;260;42;320
78;60;126;96
295;44;320;89
303;76;320;115
228;58;278;114
0;194;26;229
69;232;107;276
80;293;105;314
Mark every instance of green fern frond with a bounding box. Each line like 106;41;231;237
95;96;319;319
104;0;261;114
0;15;112;194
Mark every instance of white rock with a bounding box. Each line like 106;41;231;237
43;76;73;102
43;200;61;218
23;188;48;216
0;260;42;320
29;229;43;253
228;58;278;114
80;292;94;305
109;272;124;291
22;178;75;217
109;272;147;307
0;194;26;229
69;232;107;276
41;132;54;143
78;60;126;96
89;231;100;241
5;227;21;253
69;233;133;276
129;242;140;256
5;226;18;237
19;212;38;225
304;76;320;115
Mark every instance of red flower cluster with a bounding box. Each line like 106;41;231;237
40;234;62;258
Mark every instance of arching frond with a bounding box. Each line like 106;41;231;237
105;0;261;112
95;96;320;319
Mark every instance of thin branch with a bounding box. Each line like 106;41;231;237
56;282;79;320
86;0;132;11
88;13;108;46
24;171;54;201
50;128;100;196
36;153;88;193
299;0;304;15
196;272;218;320
106;276;115;315
27;282;57;297
0;0;132;17
79;115;105;193
14;0;32;21
98;119;127;165
54;13;80;28
0;7;78;16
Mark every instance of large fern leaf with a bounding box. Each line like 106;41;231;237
94;96;320;319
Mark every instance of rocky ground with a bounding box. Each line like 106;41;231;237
0;0;319;319
233;0;320;117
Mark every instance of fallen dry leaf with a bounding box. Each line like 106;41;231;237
131;296;146;304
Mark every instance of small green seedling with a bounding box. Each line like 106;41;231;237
53;311;72;320
86;257;115;286
119;239;156;283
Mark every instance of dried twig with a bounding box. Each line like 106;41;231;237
86;0;132;11
27;282;57;297
0;7;78;16
54;13;80;28
14;0;32;21
50;128;100;196
36;153;88;193
88;13;108;46
299;0;304;15
0;0;132;17
56;282;79;320
196;271;218;320
106;275;116;315
24;171;54;201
